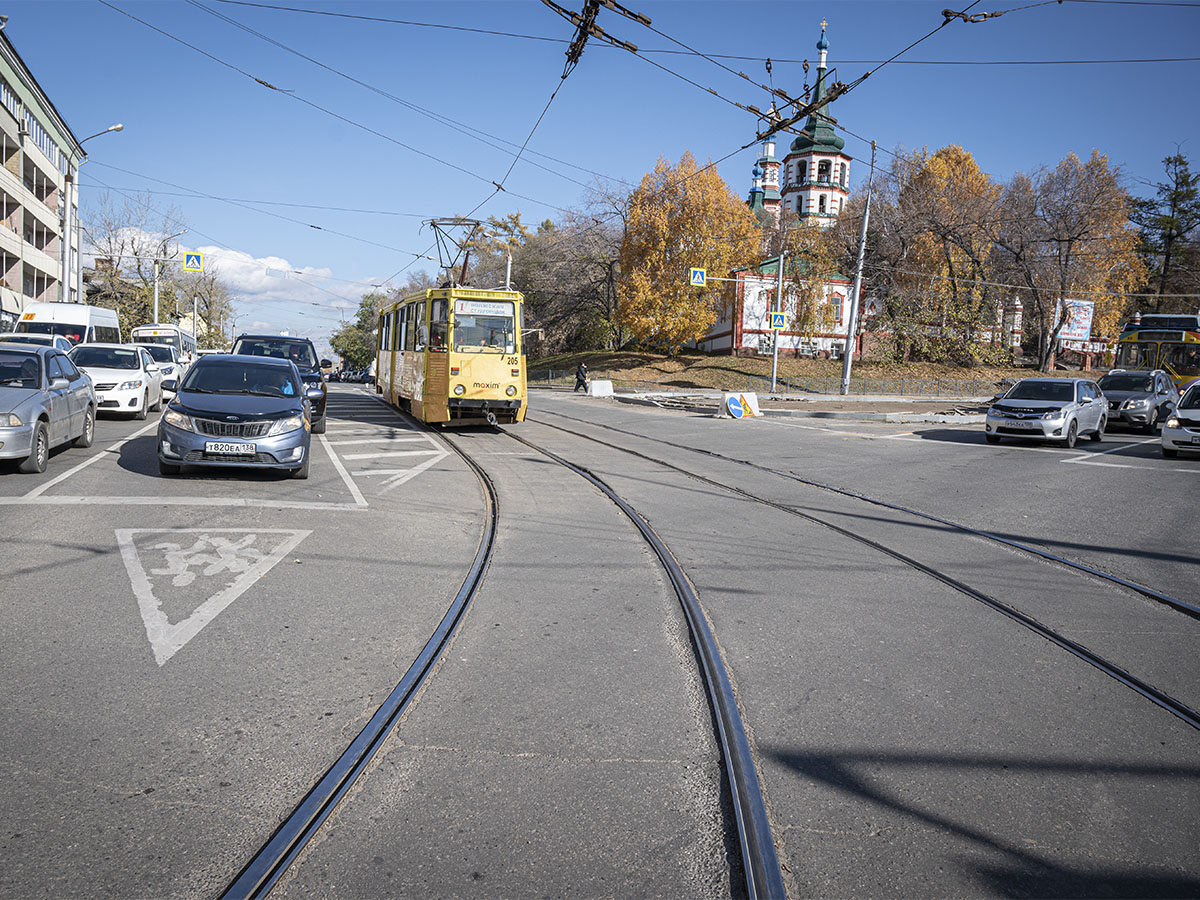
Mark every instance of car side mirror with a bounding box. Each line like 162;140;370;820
305;387;324;401
320;359;332;369
162;379;178;393
50;377;70;390
992;392;1004;401
146;364;159;373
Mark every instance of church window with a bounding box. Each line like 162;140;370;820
818;160;831;182
799;161;807;182
838;162;846;186
819;194;827;214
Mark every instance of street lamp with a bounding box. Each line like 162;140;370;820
63;123;123;303
152;228;186;323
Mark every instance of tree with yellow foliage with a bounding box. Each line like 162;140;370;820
617;151;760;351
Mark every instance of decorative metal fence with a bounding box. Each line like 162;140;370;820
531;369;1000;397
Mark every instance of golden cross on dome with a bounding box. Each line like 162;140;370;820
820;18;827;31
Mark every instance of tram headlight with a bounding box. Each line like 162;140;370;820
506;385;517;396
453;384;465;396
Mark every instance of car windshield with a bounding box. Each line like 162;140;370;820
233;339;317;369
0;350;40;387
1098;374;1153;392
70;347;139;370
1005;381;1074;402
181;362;299;397
139;345;174;362
19;322;86;344
1180;386;1200;410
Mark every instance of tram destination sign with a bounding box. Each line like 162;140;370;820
455;300;513;316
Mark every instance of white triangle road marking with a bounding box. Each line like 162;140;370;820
116;528;311;666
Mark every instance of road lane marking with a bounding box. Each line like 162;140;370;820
1064;437;1159;462
317;435;368;507
118;528;311;666
378;452;448;493
22;420;159;499
322;436;429;446
0;496;366;509
340;449;442;461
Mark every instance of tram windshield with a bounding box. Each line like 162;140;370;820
452;300;516;353
1114;342;1158;369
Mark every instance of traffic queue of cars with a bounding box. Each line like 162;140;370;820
1;331;329;478
985;369;1196;458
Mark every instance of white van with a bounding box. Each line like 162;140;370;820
15;302;122;346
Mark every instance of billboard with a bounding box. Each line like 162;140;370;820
1056;299;1095;343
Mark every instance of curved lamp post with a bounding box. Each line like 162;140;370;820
63;123;123;303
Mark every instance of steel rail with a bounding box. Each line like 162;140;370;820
221;438;498;899
527;416;1200;733
535;410;1199;619
502;430;788;900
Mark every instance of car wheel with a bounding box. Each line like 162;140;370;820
1063;419;1078;449
312;415;326;435
135;392;148;421
290;453;310;479
1090;415;1105;442
19;420;49;474
1143;410;1161;435
985;434;1000;444
1162;446;1179;459
73;405;95;448
158;458;181;476
151;389;163;412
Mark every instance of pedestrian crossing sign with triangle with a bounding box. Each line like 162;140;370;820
183;252;204;272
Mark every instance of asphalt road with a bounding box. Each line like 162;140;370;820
0;383;1195;899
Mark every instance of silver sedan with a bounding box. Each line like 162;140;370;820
985;377;1107;449
0;343;96;473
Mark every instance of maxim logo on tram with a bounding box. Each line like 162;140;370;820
473;382;500;389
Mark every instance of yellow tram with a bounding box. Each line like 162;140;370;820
375;287;527;425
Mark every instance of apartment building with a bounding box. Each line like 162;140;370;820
0;26;84;329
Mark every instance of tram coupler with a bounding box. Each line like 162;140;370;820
486;411;498;426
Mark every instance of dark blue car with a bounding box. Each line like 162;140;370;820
157;354;322;479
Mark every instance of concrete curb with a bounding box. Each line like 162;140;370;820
604;391;988;425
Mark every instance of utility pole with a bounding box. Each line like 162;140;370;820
840;141;875;396
771;249;786;392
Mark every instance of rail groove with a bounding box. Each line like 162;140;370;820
537;410;1199;619
502;429;787;899
529;414;1200;733
221;437;498;899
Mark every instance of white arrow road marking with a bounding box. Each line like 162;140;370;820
117;528;311;666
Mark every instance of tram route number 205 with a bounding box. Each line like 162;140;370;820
505;356;520;367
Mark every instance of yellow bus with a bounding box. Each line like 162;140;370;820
375;287;527;425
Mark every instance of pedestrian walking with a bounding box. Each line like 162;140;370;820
574;362;589;393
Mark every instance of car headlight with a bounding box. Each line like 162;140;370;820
118;379;144;391
1166;416;1181;429
267;414;305;436
506;385;518;396
453;384;465;396
1;412;21;426
1042;410;1061;419
1123;398;1150;409
163;408;196;431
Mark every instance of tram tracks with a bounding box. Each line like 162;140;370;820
223;403;787;899
527;411;1200;734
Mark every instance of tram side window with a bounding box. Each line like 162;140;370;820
378;312;391;353
1165;343;1200;376
429;299;448;352
407;303;422;351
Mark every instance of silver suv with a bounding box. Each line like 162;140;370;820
1096;369;1178;433
985;377;1106;449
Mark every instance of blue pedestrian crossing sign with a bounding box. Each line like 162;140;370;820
183;252;204;273
689;267;706;287
769;311;786;330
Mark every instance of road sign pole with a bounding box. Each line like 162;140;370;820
771;249;785;393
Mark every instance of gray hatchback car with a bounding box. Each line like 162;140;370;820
985;377;1107;448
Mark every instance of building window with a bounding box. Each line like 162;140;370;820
799;161;807;182
819;195;827;214
818;160;831;182
838;162;846;186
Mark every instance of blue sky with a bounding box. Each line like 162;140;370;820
11;0;1200;352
